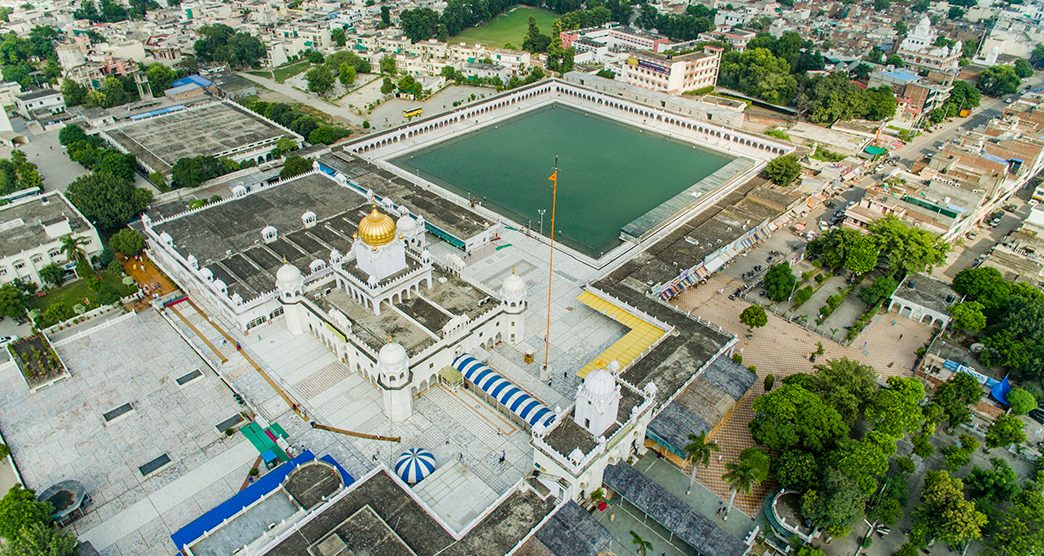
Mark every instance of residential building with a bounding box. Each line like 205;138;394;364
697;27;757;52
14;89;65;119
984;207;1044;285
623;48;722;95
868;67;952;126
0;192;103;287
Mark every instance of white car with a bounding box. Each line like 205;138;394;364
0;336;17;347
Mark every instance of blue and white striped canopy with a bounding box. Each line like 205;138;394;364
395;448;436;484
452;354;556;429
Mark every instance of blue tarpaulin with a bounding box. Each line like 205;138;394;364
991;375;1012;405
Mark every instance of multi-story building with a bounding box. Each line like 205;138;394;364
0;192;103;287
868;67;952;125
559;23;672;54
697;27;756;52
14;89;65;119
623;48;722;95
896;16;961;75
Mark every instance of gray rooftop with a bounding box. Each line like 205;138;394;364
190;491;299;556
602;463;747;556
262;469;555;556
16;88;62;101
523;501;612;556
894;273;960;314
319;152;495;241
105;102;290;174
0;193;93;258
152;173;364;300
647;353;756;454
545;384;642;459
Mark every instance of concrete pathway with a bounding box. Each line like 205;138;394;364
236;72;365;126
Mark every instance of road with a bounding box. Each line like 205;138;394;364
236;71;366;126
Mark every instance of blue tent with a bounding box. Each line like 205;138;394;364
991;375;1012;405
395;448;436;484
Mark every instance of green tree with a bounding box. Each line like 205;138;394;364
948;6;965;19
978;65;1021;97
273;137;297;157
764;262;797;302
144;62;176;94
867;215;949;276
859;276;898;306
717;47;798;105
279;156;312;180
806;357;879;425
932;372;984;430
398;8;440;42
0;486;53;540
967;458;1019;503
59;235;89;269
843;233;879;275
953;266;1010;310
170;156;225;189
992;488;1044;556
522;16;551;53
722;447;770;519
750;383;847;453
773;449;817;491
683;431;718;495
380;5;391;26
305;65;335;96
1006;387;1036;415
1032;44;1044;70
764;154;801;186
629;531;652;556
94;150;137;181
863;86;897;121
802;466;866;536
948;301;987;333
38;264;64;289
193;24;265;68
108;228;144;257
0;285;27;319
60;79;87;106
0;521;77;556
380;77;395;94
331;27;346;47
1014;58;1034;78
800;73;867;124
985;414;1026;449
65;173;152;231
942;433;979;472
865;376;925;439
338;63;356;88
740;304;768;331
57;124;88;147
914;470;986;546
380;55;397;75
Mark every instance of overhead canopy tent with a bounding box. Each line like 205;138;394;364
452;354;556;429
395;448;436;484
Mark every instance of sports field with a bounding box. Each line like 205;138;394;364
450;6;559;48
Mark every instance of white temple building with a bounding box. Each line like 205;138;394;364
897;16;962;75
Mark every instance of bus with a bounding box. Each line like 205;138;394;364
402;106;423;120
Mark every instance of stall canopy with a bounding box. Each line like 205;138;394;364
452;354;556;429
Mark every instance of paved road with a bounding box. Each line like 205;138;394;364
236;71;365;126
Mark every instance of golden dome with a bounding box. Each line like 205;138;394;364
358;205;396;247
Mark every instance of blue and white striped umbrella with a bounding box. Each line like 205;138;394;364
395;448;436;484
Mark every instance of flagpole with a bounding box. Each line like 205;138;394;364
542;158;558;381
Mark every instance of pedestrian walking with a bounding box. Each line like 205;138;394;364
899;333;904;339
459;452;464;462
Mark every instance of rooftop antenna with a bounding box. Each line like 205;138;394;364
541;157;559;382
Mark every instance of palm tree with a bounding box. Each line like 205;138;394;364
721;447;770;521
59;235;89;266
684;431;719;495
629;530;652;556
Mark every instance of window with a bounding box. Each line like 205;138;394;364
103;402;134;423
175;369;204;386
13;261;24;269
139;454;171;477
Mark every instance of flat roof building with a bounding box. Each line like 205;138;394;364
99;101;302;176
0;192;101;287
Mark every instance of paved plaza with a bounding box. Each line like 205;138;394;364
0;311;254;555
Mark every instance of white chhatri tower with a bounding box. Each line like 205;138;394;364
396;210;427;252
353;205;407;282
276;261;306;335
573;364;622;437
499;270;527;345
377;341;413;422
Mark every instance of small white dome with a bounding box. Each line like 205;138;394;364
276;263;303;286
583;368;616;398
501;272;526;299
379;342;408;369
397;214;417;234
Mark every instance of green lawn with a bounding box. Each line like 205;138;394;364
29;273;138;314
451;6;559;48
273;60;312;83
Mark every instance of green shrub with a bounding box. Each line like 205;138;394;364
764;128;791;141
764;374;775;391
731;352;743;364
814;273;827;283
792;285;815;308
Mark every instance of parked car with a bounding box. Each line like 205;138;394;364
0;336;16;346
1003;203;1018;212
966;231;977;240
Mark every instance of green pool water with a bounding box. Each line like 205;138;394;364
390;103;733;257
